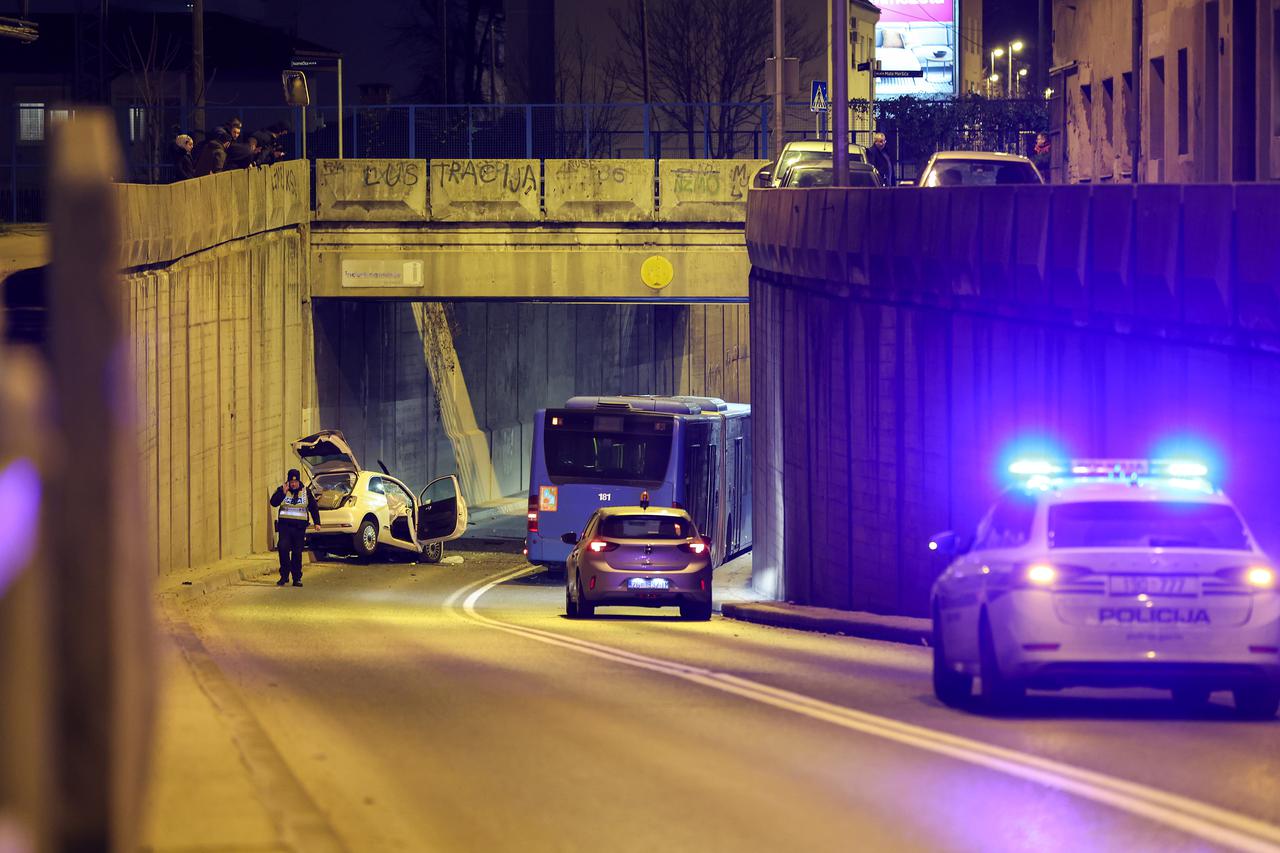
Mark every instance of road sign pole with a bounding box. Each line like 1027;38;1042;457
772;0;784;161
831;0;848;186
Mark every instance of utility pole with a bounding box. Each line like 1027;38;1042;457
192;0;205;131
640;0;652;106
772;0;785;161
831;0;848;186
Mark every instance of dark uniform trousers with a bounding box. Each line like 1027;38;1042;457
278;522;306;583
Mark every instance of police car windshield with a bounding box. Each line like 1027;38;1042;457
599;516;693;540
1049;501;1250;550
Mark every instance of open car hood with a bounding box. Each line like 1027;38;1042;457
292;430;360;478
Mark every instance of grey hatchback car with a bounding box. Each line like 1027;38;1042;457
562;506;713;621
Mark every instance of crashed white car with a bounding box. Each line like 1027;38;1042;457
292;430;468;562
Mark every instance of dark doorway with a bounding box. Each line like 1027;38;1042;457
1232;0;1257;180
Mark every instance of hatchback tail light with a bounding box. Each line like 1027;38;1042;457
588;540;619;553
679;540;709;555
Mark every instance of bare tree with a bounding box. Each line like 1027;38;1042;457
555;25;627;157
112;17;181;182
610;0;820;157
396;0;506;105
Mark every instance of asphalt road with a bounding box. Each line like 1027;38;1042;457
158;546;1280;852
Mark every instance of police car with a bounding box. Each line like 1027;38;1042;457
929;459;1280;718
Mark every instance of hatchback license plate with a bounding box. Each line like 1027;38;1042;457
1109;575;1196;596
628;577;670;590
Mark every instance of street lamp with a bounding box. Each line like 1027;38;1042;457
1007;40;1024;98
1017;66;1029;98
988;72;1000;98
990;46;1004;90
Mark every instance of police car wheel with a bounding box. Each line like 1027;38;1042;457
422;541;444;564
353;518;379;561
932;604;973;708
978;613;1024;712
1232;686;1280;720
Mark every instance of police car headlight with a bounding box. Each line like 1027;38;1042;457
1245;566;1276;589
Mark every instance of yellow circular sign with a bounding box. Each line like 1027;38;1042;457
640;255;675;290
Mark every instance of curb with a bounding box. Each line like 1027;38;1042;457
466;496;526;527
156;558;280;603
720;601;932;647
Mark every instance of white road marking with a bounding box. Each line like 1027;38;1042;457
452;565;1280;853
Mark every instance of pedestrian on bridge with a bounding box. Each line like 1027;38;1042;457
868;132;895;186
271;468;319;587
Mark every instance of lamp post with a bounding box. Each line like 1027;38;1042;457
1007;40;1024;97
1017;67;1029;98
990;46;1004;94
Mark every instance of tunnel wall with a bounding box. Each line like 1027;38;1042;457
747;184;1280;617
312;301;750;501
120;163;315;575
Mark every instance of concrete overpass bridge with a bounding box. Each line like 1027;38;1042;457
89;157;756;576
310;157;758;301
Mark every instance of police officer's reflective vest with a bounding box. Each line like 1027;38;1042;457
278;488;309;522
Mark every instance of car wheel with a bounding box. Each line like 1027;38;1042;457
421;541;444;564
679;601;712;621
1232;686;1280;720
577;575;595;619
978;612;1024;713
932;604;973;708
1170;686;1212;710
565;575;580;618
353;517;379;562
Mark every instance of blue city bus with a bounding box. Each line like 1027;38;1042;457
526;395;751;569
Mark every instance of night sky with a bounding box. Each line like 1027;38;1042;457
983;0;1044;79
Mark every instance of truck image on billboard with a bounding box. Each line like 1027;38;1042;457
874;0;959;98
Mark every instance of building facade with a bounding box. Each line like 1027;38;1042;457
1051;0;1278;183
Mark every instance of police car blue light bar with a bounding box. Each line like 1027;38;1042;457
1011;457;1211;481
1008;459;1062;476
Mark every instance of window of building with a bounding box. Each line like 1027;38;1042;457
1150;56;1166;159
1102;77;1115;145
18;103;44;142
1177;48;1189;154
1123;71;1137;145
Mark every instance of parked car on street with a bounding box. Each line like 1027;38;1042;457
292;430;468;562
562;502;713;621
778;161;882;188
755;140;869;187
929;458;1280;718
916;151;1044;187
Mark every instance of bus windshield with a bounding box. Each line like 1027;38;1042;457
544;430;672;485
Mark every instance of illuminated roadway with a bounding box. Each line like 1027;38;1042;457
149;546;1280;852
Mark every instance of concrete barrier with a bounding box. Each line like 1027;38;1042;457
315;159;428;221
656;159;767;222
977;186;1015;302
1012;186;1050;306
1047;184;1089;311
428;159;541;221
1133;184;1180;322
1233;184;1280;334
1088;185;1134;315
545;159;654;222
1181;185;1232;328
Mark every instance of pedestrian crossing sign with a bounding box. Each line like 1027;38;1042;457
810;80;829;113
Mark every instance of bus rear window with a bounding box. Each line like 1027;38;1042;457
544;431;671;485
600;516;693;539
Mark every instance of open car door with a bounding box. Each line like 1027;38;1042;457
416;474;468;545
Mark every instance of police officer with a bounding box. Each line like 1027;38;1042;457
270;469;319;586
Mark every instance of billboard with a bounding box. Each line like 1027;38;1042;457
874;0;959;98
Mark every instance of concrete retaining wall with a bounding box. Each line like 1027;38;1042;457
313;301;750;502
315;159;428;221
748;184;1280;617
657;160;767;222
119;162;314;575
428;159;541;221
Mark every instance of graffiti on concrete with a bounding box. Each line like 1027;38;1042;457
432;160;538;196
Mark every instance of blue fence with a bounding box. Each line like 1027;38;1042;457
3;100;1043;222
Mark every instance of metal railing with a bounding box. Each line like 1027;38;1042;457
2;99;1048;221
